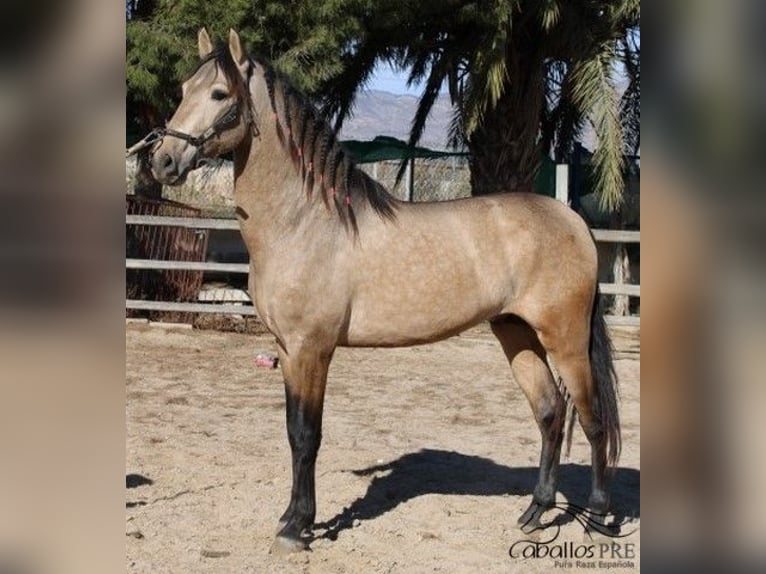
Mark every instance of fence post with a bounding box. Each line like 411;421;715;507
610;245;631;316
555;164;569;205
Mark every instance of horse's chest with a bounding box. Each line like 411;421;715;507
248;267;332;333
248;272;285;328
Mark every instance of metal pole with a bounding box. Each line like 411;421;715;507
407;158;414;202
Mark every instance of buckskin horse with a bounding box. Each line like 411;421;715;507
147;28;620;553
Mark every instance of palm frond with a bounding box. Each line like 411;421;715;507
319;45;379;132
618;33;640;155
570;41;626;211
613;0;640;25
392;49;454;184
406;51;434;88
461;7;511;137
447;107;466;150
540;0;560;31
554;97;587;162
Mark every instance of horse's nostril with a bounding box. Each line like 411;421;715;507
151;151;178;182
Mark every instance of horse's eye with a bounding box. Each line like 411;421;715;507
211;89;228;101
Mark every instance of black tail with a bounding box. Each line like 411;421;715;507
562;290;621;467
589;291;621;466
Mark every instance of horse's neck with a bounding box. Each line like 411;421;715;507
232;113;339;258
234;136;296;217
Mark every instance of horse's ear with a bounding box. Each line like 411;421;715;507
198;28;213;59
228;28;248;70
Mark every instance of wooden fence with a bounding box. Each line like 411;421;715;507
126;215;640;326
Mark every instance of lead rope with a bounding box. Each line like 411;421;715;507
125;129;165;158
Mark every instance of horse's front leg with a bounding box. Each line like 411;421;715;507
271;342;333;554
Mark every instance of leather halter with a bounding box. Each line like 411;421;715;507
161;101;244;147
126;61;258;158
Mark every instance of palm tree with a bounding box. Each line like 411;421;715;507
319;0;640;209
127;1;639;208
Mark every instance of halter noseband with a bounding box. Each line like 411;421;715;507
161;101;246;147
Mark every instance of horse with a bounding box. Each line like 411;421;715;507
148;28;621;553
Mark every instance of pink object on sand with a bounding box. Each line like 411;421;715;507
255;353;279;369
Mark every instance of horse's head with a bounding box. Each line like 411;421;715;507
151;29;253;185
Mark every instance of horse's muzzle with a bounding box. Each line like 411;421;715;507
151;151;178;184
150;140;196;185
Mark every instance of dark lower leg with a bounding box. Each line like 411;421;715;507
276;387;322;545
546;353;612;533
519;400;565;531
586;423;609;515
535;404;566;503
574;403;611;536
488;319;565;532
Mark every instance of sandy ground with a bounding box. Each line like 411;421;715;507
126;323;640;573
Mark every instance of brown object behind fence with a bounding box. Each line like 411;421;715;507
126;195;208;323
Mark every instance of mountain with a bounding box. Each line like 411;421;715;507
338;90;455;150
338;89;599;152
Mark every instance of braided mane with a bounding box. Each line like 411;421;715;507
258;61;398;223
204;45;398;226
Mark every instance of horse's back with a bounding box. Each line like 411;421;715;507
395;192;597;296
342;192;597;346
458;192;598;323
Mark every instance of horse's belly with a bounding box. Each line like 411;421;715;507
343;275;506;347
341;220;519;346
343;313;491;347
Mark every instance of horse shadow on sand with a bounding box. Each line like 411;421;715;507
314;448;639;540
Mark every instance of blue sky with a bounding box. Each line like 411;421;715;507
366;62;420;95
366;62;445;96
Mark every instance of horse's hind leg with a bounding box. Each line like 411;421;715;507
545;345;610;528
490;317;566;533
271;341;333;554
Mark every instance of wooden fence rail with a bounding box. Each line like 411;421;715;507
126;214;241;230
126;259;249;273
591;229;640;243
125;215;640;325
127;299;257;316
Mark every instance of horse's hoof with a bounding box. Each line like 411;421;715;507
582;524;611;542
269;535;307;555
275;519;287;534
517;501;547;534
581;509;613;541
520;518;542;535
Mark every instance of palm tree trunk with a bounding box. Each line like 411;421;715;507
467;51;545;196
